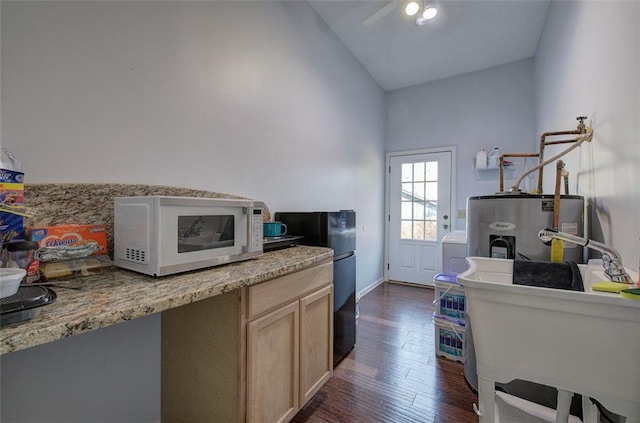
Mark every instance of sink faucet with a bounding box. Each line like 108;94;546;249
538;228;633;283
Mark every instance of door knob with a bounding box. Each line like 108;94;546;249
443;224;449;229
443;215;449;220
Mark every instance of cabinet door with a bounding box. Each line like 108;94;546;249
247;301;299;423
299;284;333;405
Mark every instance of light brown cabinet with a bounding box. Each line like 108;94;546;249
299;284;333;405
246;261;333;423
247;300;300;423
162;259;333;423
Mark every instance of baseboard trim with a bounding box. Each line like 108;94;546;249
356;277;385;302
387;280;435;289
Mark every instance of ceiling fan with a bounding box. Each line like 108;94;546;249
361;1;401;27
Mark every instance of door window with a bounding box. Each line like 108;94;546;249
400;161;438;241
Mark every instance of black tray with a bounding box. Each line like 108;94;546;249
0;286;56;326
263;235;304;252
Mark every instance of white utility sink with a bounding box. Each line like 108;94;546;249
459;257;640;423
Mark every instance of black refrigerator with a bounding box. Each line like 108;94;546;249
274;211;356;367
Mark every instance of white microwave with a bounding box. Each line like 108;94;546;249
114;196;264;276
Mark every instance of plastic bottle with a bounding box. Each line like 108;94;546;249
475;149;487;169
488;147;501;169
0;148;21;171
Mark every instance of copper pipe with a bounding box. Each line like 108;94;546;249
498;153;539;192
506;117;589;193
553;160;565;230
512;126;593;193
536;117;587;193
542;139;584;146
536;130;581;194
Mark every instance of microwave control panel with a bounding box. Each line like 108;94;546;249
250;207;264;252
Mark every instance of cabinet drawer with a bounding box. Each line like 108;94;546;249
248;261;332;320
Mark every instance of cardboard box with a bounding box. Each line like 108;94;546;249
0;168;25;242
28;224;108;256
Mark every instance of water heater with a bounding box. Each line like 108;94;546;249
466;194;585;263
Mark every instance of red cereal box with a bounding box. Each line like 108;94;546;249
27;224;108;257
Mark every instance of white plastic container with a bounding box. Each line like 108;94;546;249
487;147;501;169
433;316;466;362
0;268;26;298
475;149;487;169
433;274;466;320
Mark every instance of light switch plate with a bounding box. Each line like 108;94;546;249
457;209;467;220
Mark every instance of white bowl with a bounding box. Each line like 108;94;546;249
0;268;27;299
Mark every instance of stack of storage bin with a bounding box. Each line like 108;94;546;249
433;230;468;362
433;273;466;362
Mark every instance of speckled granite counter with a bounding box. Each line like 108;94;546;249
1;246;333;355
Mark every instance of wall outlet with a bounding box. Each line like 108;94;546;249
457;209;467;220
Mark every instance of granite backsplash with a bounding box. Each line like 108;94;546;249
24;183;270;258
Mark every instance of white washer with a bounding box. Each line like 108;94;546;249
442;230;468;275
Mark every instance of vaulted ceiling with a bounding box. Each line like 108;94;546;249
308;0;551;91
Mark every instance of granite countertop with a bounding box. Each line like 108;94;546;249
1;246;333;355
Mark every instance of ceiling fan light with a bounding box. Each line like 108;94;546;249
422;4;438;20
405;1;420;16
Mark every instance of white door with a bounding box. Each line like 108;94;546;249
388;151;452;285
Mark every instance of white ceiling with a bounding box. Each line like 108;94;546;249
308;0;551;91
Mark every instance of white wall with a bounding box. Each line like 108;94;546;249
386;59;536;229
1;2;385;422
1;0;386;293
534;0;639;266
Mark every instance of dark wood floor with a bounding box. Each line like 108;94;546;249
292;282;478;423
